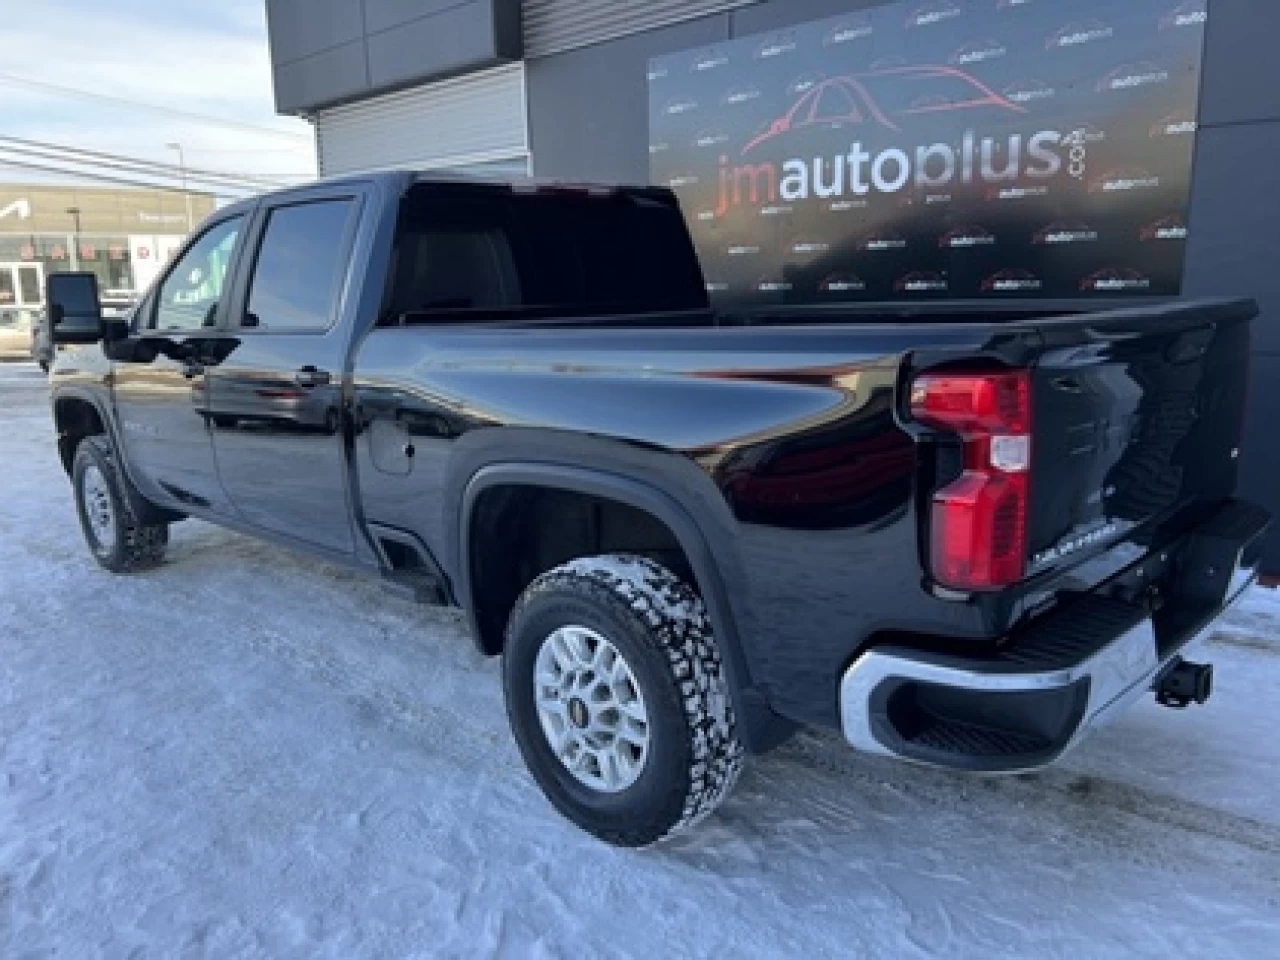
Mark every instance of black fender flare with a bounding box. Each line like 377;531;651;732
457;461;795;753
51;386;182;525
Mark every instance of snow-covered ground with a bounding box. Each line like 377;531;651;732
2;360;1279;959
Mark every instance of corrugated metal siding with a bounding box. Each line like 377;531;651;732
315;63;527;176
522;0;756;58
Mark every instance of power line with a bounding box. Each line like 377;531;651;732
0;157;258;198
0;137;307;189
0;72;311;143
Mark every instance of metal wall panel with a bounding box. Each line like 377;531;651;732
315;63;528;175
522;0;755;57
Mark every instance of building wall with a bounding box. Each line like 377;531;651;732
525;0;1280;571
267;0;522;113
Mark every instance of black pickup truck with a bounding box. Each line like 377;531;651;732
45;172;1268;846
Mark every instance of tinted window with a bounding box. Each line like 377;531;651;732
389;189;707;321
244;200;354;332
153;217;243;331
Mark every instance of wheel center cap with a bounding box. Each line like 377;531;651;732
568;698;589;729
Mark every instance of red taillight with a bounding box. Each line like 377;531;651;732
911;371;1032;591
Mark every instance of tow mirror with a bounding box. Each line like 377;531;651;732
47;272;105;345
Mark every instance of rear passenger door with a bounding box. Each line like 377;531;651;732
205;189;364;555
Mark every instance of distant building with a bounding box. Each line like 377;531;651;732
0;184;216;313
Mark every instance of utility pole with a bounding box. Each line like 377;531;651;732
166;141;193;232
66;206;81;271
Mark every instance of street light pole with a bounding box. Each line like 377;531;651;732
166;142;194;233
66;206;82;271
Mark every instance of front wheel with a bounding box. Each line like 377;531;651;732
72;435;169;573
503;555;744;846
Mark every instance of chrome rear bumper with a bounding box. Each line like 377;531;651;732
839;501;1268;773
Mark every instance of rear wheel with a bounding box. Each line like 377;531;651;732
72;435;168;573
502;555;744;846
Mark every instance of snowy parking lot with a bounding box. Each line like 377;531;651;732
2;359;1279;958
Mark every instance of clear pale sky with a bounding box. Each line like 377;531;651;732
0;0;317;186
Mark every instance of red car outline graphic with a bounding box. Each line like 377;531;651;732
1080;267;1150;292
1140;216;1188;241
1032;220;1098;244
939;225;996;248
982;268;1042;292
741;65;1025;153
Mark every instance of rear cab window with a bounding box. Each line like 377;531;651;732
386;185;708;324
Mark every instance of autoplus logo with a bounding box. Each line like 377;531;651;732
693;128;730;149
666;173;700;188
906;2;961;29
896;271;947;292
861;230;907;252
717;129;1065;216
691;47;729;72
983;268;1042;292
756;275;794;293
722;84;762;106
824;16;873;45
726;243;762;257
787;73;824;96
1046;20;1114;48
664;96;697;116
939;224;996;248
820;272;867;293
1098;62;1171;92
1003;79;1056;104
1090;167;1161;193
1033;220;1099;244
790;237;831;256
1151;112;1197;137
950;39;1007;66
755;31;798;59
1140;215;1189;241
1160;1;1208;30
647;62;670;82
1081;268;1151;292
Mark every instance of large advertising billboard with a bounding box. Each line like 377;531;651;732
648;0;1209;302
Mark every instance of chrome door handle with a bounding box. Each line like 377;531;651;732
294;366;332;388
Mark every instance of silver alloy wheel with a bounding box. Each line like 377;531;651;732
81;463;116;547
533;625;650;793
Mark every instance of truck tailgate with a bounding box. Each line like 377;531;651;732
1025;299;1253;579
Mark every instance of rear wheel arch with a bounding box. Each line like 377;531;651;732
457;464;769;728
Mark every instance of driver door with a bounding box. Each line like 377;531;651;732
111;212;249;514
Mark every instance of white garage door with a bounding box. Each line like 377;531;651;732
314;63;528;177
522;0;758;57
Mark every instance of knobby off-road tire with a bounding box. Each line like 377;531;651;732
72;435;169;573
503;554;744;847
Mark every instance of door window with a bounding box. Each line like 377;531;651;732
152;217;244;331
243;199;354;332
